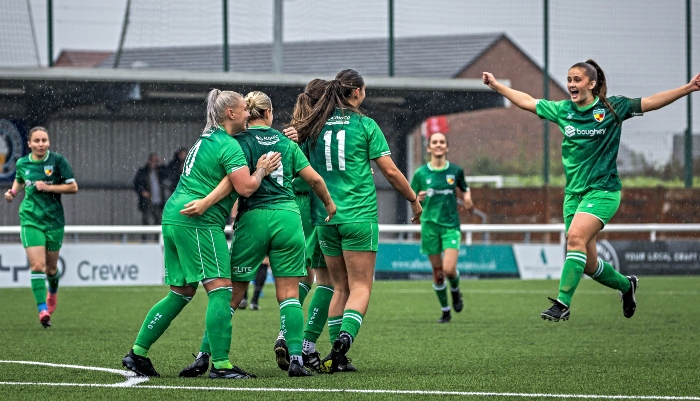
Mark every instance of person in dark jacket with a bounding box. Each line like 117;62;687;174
133;153;168;225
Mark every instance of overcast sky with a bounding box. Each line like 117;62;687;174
2;0;699;165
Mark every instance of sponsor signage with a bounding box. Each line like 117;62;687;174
597;240;700;276
512;244;565;280
0;244;163;288
376;243;519;279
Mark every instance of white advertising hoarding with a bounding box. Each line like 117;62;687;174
0;244;163;288
512;244;565;280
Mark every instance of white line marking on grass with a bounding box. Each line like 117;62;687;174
0;382;698;400
0;361;149;387
390;289;700;296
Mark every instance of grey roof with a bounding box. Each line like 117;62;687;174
100;33;504;78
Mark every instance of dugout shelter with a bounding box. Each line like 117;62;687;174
0;66;505;226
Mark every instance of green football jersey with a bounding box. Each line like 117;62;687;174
307;108;391;225
14;151;75;230
411;161;468;229
234;126;310;215
536;96;643;195
162;127;247;229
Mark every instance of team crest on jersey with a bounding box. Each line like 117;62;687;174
426;178;432;184
446;174;455;185
593;108;605;122
44;165;54;176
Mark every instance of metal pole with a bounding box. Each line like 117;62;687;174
388;0;394;76
47;0;53;67
542;0;550;185
685;0;693;187
222;0;229;72
114;0;131;69
272;0;283;74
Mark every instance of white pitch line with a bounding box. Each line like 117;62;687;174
390;289;700;296
0;360;148;387
1;361;698;400
0;381;699;400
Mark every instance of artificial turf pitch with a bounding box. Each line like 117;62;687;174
1;277;699;400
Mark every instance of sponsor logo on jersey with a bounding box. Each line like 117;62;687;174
446;174;455;185
44;165;54;176
426;188;453;197
257;135;279;146
25;180;33;187
326;115;351;125
593;108;606;122
564;125;607;138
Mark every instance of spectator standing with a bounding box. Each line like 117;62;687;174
133;153;168;225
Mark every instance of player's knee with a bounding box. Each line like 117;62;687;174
29;262;45;273
566;231;587;251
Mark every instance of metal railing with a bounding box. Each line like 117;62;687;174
1;224;699;245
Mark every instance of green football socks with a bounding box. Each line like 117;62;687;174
302;285;334;343
557;251;586;307
133;290;191;357
591;258;631;293
447;274;460;292
279;298;304;357
339;309;363;341
327;315;342;344
30;272;47;312
205;287;233;369
46;273;59;294
298;281;312;306
433;282;449;310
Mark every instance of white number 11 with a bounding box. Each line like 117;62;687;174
323;129;345;171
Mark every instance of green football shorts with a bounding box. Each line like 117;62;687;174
20;225;64;251
306;226;327;268
230;209;307;282
317;222;379;257
162;224;230;286
563;189;621;234
420;221;461;256
295;193;313;238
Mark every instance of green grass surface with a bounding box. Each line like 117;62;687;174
1;278;699;400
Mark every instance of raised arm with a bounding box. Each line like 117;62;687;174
641;72;700;113
374;156;422;222
483;72;538;114
297;166;336;222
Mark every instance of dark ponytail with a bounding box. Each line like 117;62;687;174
571;59;619;124
296;69;365;146
288;79;328;129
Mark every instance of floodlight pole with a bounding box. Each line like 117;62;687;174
388;0;394;77
47;0;53;67
273;0;283;74
543;0;550;186
685;0;693;187
223;0;229;72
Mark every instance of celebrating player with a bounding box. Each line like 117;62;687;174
410;132;473;323
483;61;700;322
121;89;281;378
180;90;336;378
4;126;78;328
295;69;422;373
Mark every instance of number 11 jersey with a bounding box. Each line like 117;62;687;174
307;108;391;226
